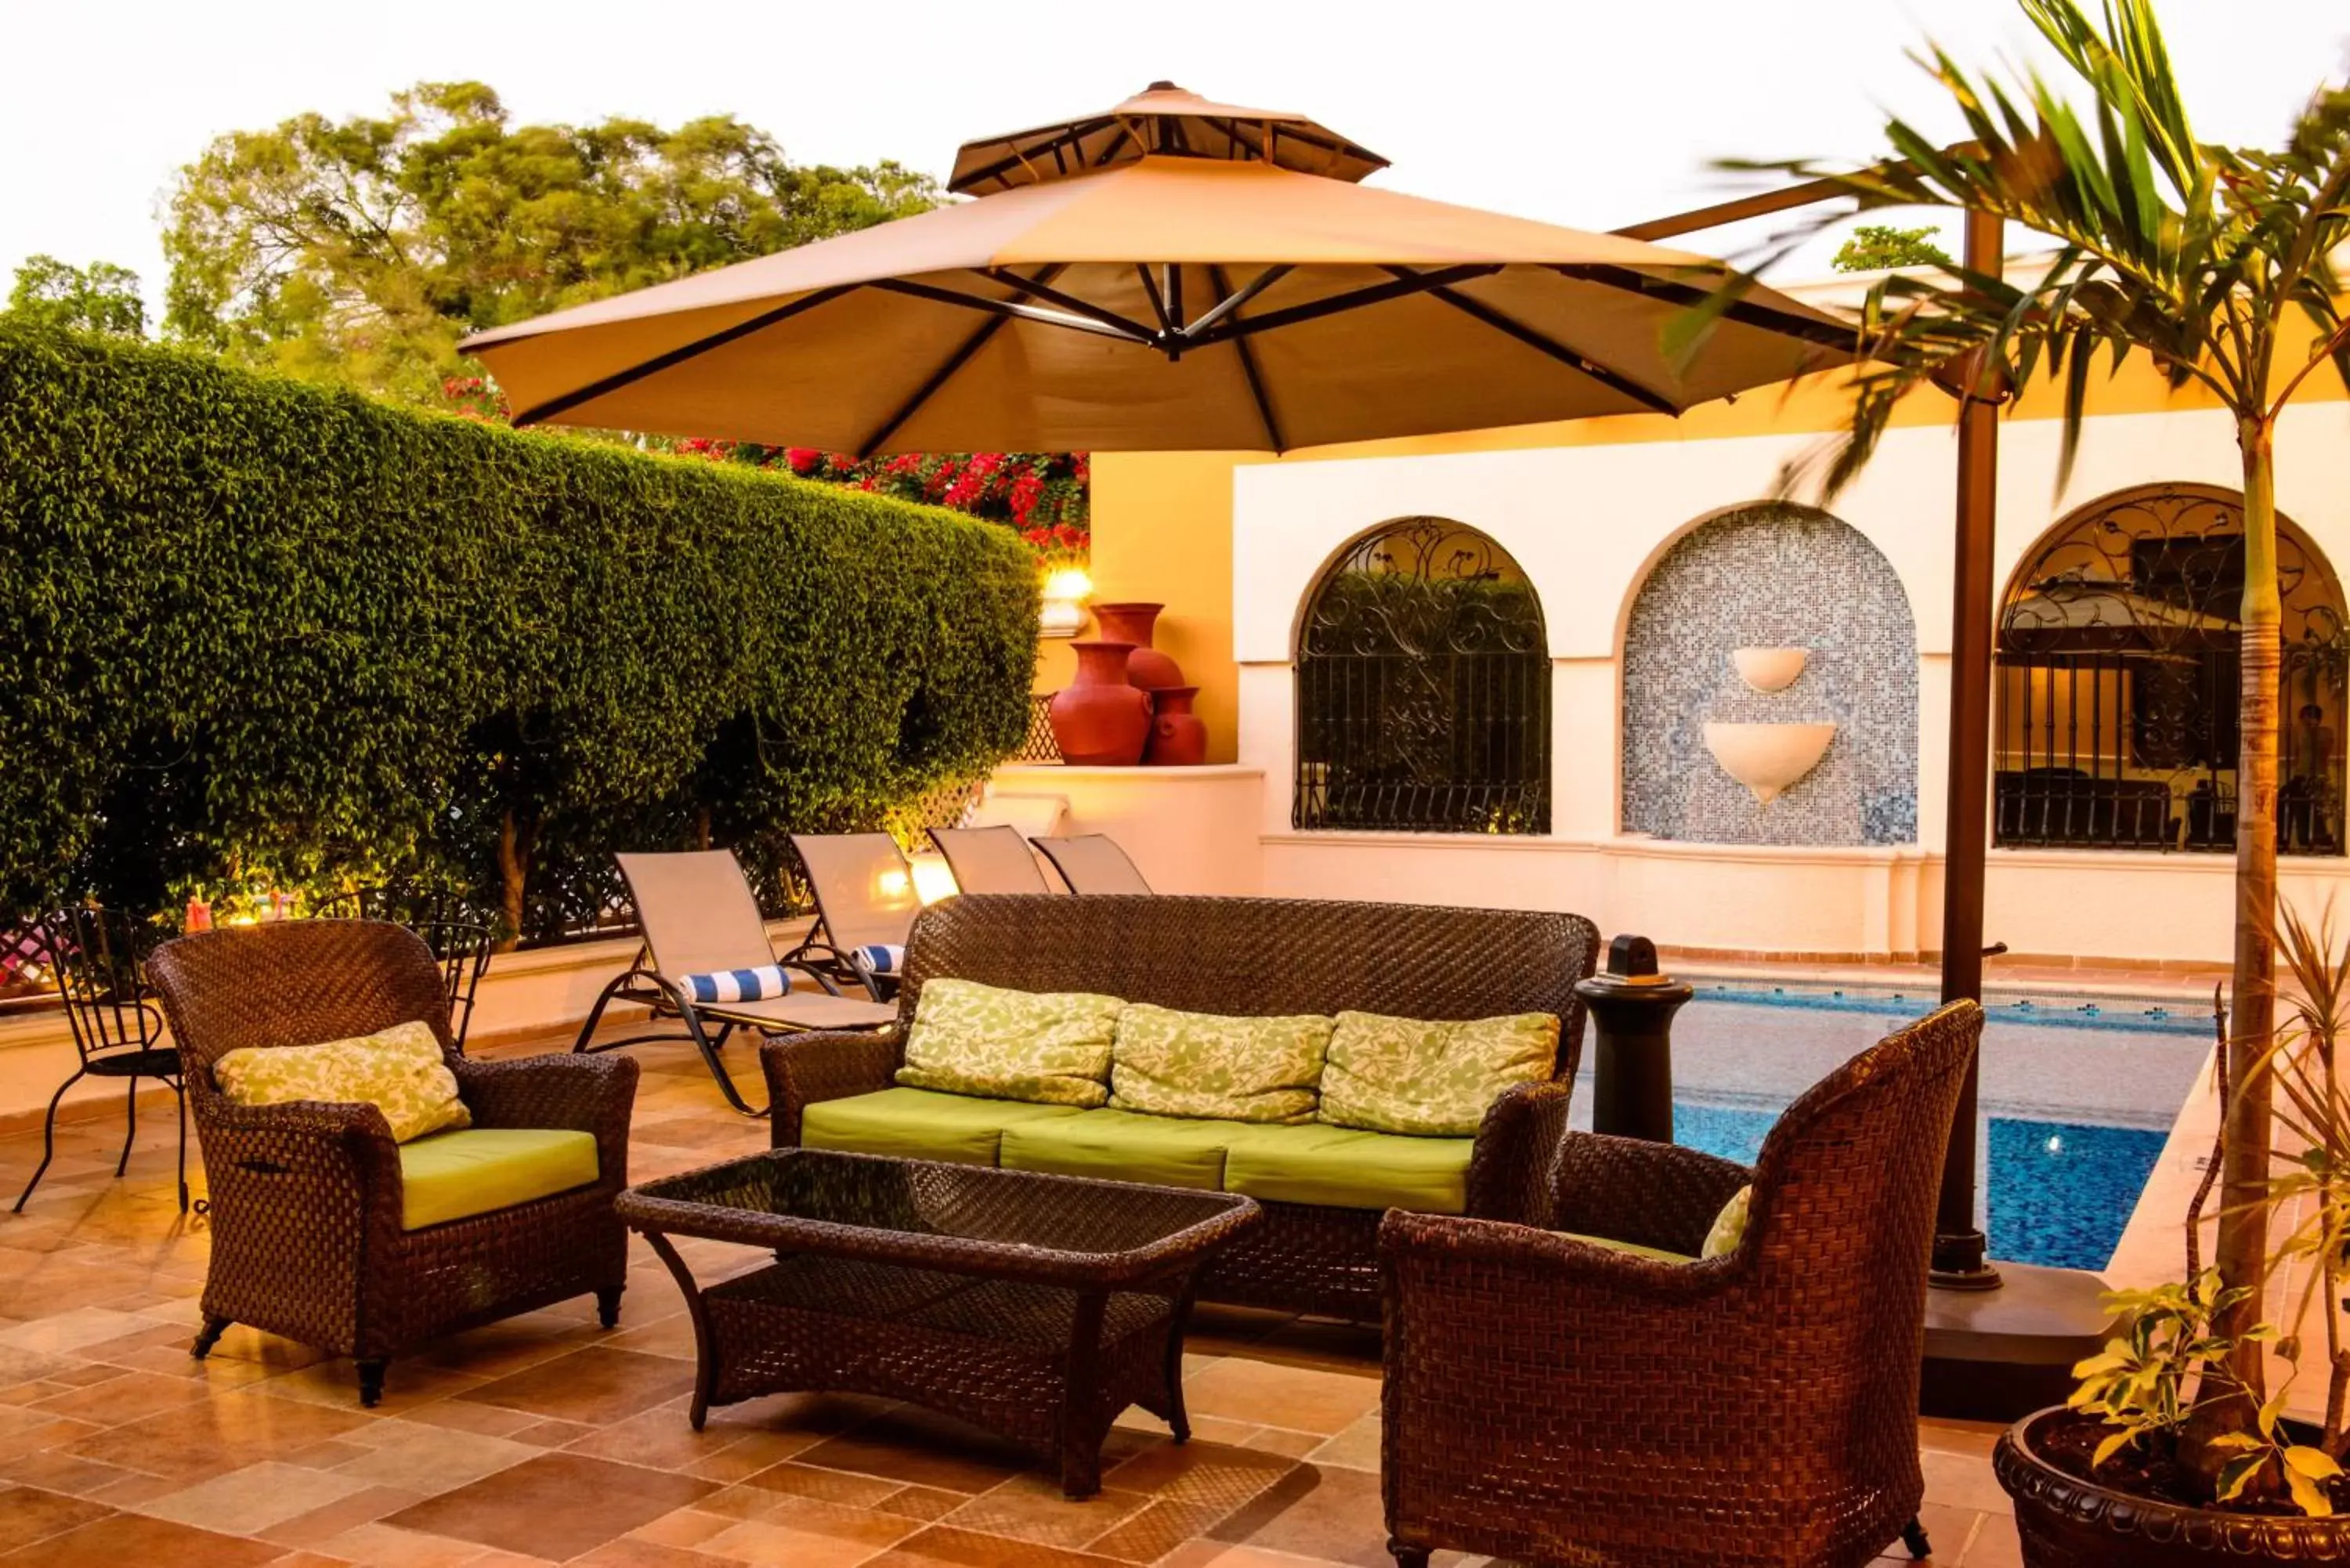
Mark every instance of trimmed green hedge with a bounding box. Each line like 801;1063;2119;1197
0;325;1036;938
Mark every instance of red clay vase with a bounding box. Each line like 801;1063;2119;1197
1050;641;1153;765
1090;602;1185;692
1144;686;1208;767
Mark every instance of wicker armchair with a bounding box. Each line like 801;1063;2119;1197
146;920;638;1406
763;893;1599;1321
1379;999;1983;1568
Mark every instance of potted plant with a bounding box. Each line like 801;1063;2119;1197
1740;0;2348;1535
1993;901;2350;1559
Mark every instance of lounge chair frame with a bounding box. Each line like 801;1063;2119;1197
574;851;888;1115
927;824;1054;895
775;833;922;1001
1031;833;1154;894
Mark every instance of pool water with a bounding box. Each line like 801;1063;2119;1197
1589;988;2211;1273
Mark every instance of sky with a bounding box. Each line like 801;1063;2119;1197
5;0;2348;323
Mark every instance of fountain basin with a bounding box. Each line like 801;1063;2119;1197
1703;721;1836;804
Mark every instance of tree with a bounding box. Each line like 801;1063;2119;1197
1748;0;2348;1464
164;81;938;403
5;255;144;338
1829;223;1954;272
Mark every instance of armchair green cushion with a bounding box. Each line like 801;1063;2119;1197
801;1086;1086;1165
1000;1108;1236;1191
894;979;1126;1106
1558;1231;1698;1265
1221;1122;1475;1214
1318;1010;1558;1136
397;1128;600;1231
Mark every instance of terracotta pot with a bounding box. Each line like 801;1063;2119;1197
1049;641;1152;765
1144;686;1207;767
1994;1407;2350;1565
1090;602;1184;691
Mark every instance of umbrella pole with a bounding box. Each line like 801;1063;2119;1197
1930;207;2005;1292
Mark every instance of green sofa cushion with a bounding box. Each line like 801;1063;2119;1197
895;978;1126;1107
1220;1122;1475;1215
1108;1003;1334;1124
1560;1231;1697;1265
397;1128;600;1231
800;1086;1086;1165
1318;1010;1558;1136
1000;1109;1237;1191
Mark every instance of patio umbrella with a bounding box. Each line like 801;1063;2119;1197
461;84;1851;453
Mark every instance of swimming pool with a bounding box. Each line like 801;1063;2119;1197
1572;986;2214;1272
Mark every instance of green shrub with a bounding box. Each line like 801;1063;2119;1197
0;325;1036;938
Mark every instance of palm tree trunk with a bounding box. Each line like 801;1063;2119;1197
2217;419;2282;1397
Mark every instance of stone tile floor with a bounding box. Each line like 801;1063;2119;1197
0;1021;2023;1566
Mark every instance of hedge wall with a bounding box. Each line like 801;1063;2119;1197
0;325;1038;939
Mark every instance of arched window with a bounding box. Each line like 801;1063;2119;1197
1293;518;1549;833
1996;483;2347;854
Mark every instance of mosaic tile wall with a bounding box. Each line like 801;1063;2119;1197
1622;504;1919;845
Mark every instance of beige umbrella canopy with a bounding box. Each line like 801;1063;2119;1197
462;85;1850;454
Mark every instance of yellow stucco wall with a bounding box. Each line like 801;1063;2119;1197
1055;317;2350;766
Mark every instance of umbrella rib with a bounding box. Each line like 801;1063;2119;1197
1551;264;1856;352
868;277;1152;345
854;265;1065;457
974;269;1158;341
1181;266;1291;341
1188;264;1501;348
1384;266;1679;417
508;284;862;428
950;117;1117;193
1136;266;1174;334
1208;264;1286;452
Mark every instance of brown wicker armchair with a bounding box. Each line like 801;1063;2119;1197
763;893;1598;1321
146;919;638;1407
1379;999;1983;1568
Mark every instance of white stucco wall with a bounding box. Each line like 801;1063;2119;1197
1226;399;2350;963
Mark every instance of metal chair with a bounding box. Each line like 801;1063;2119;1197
1031;833;1154;894
779;833;923;999
927;824;1054;894
316;888;497;1050
14;906;189;1213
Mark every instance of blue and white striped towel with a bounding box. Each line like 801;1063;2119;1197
849;944;905;979
677;965;795;1005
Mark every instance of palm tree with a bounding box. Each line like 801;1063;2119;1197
1744;0;2348;1436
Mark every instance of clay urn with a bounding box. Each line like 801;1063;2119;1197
1090;602;1185;691
1049;641;1153;765
1144;686;1208;767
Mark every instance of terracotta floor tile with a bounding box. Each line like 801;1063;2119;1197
877;1485;968;1523
1922;1448;2015;1516
1102;1441;1296;1513
568;1539;736;1568
456;1348;693;1426
738;1461;909;1510
1084;1496;1230;1563
312;1520;501;1568
863;1523;1133;1568
0;1447;144;1498
0;1408;103;1465
31;1368;212;1425
136;1459;378;1536
1300;1414;1379;1472
1208;1463;1387;1568
0;1508;284;1567
384;1451;717;1560
624;1508;738;1548
1178;1361;1379;1439
693;1496;917;1566
256;1484;429;1548
0;1486;113;1553
326;1422;537;1494
793;1407;1030;1494
60;1387;374;1483
1961;1511;2023;1567
940;1474;1152;1549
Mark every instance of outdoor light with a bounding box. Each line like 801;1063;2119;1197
877;868;912;898
1040;567;1093;638
908;852;960;905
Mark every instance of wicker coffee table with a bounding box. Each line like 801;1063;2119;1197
615;1149;1260;1497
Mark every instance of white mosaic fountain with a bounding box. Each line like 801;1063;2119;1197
1704;647;1835;804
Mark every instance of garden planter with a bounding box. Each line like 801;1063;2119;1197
1144;686;1207;767
1090;602;1184;692
1049;641;1153;765
1994;1407;2350;1565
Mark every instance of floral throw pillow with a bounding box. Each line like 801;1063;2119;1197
213;1020;471;1143
1108;1004;1335;1125
895;978;1125;1106
1318;1010;1560;1136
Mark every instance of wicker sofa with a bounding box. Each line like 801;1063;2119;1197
761;893;1599;1320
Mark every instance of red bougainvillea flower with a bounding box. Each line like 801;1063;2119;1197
784;447;820;474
